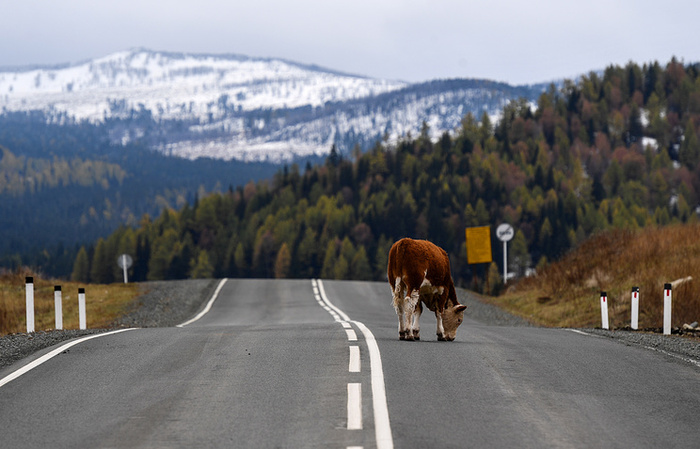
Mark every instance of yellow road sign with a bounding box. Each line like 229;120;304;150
465;226;492;264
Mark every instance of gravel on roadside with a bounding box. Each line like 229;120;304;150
456;288;533;327
457;287;700;367
0;279;218;370
577;327;700;365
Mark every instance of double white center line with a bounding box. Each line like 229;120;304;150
311;279;394;449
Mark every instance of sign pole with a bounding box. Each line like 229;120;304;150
117;254;133;284
503;240;507;281
495;223;514;282
122;254;128;284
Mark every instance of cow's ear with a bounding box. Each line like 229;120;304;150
455;304;467;312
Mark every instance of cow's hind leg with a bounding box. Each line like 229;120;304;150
411;300;422;340
392;278;407;340
402;289;420;341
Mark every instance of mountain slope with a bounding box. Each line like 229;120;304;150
0;48;406;119
0;49;547;162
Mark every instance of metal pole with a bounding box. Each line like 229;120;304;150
122;254;128;284
503;240;507;282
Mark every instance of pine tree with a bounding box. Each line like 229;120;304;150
350;246;373;281
274;243;291;279
510;230;531;277
71;246;90;282
679;121;700;168
190;250;214;279
90;239;112;284
234;242;248;277
321;240;338;279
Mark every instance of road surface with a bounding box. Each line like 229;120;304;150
1;279;699;448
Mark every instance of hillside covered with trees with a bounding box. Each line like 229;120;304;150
73;58;700;290
0;112;285;273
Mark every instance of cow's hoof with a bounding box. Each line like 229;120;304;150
437;334;446;341
405;334;415;341
414;335;420;341
399;333;406;340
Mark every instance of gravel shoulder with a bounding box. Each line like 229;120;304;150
0;279;218;370
457;287;700;367
2;279;700;372
456;287;533;327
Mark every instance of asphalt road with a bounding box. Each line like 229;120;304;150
1;279;700;448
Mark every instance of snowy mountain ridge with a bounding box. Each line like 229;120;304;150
0;48;545;162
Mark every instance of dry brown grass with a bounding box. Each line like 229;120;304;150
491;223;700;328
0;268;139;336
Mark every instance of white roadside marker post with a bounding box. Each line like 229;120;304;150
631;287;639;330
663;283;672;335
54;286;63;330
25;277;35;333
78;288;86;330
600;291;609;330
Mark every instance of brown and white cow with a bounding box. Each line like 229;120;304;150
387;238;467;341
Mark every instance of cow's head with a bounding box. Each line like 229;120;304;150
439;303;467;341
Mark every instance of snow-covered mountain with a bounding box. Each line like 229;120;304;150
0;49;545;162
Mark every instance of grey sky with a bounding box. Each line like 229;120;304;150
2;0;698;85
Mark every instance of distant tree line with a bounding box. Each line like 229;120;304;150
72;58;700;291
0;112;284;274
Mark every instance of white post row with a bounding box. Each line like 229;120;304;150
25;277;35;333
630;286;639;330
54;286;63;330
663;283;672;335
25;283;88;332
78;287;87;330
600;291;609;330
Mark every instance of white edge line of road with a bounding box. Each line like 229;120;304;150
177;278;228;327
566;328;700;369
0;328;137;389
315;279;394;449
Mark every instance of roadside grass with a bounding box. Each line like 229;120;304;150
490;223;700;329
0;268;139;336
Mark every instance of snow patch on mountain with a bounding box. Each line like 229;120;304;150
0;49;545;163
0;48;407;123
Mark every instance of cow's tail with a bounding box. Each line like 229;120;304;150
388;239;406;309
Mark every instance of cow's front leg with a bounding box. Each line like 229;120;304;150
435;310;446;341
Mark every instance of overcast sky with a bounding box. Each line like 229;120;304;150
2;0;698;85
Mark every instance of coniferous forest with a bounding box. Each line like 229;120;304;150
69;59;700;291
